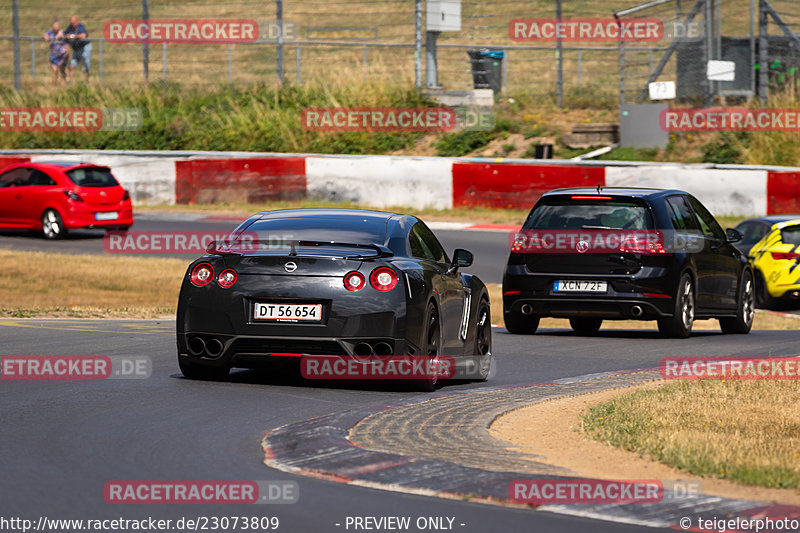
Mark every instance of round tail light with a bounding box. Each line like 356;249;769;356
369;267;398;292
344;271;366;292
217;268;238;288
190;263;215;287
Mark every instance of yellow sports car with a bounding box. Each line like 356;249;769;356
747;218;800;308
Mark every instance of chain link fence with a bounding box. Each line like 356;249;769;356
3;1;799;104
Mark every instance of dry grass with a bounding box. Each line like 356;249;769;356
582;380;800;489
0;249;186;318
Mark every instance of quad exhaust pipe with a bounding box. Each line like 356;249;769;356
374;342;393;356
353;342;374;356
631;305;643;318
187;336;224;358
521;304;534;315
188;336;206;356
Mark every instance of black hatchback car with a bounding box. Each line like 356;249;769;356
502;187;754;338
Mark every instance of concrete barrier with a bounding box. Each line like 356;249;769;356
306;156;452;209
2;149;799;217
605;166;767;216
175;157;306;204
767;171;800;215
453;161;605;210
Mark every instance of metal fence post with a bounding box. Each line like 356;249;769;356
12;0;20;89
577;50;582;85
162;42;167;81
31;39;36;79
228;43;233;83
415;0;422;87
296;43;301;85
363;45;368;82
142;0;149;82
276;0;284;84
556;0;564;107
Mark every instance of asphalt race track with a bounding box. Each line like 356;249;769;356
2;316;799;533
3;216;800;532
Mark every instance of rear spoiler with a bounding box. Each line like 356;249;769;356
206;238;394;259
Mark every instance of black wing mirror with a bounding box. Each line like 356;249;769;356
726;228;743;244
449;249;473;273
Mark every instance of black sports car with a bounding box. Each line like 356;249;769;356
503;187;754;338
176;209;492;390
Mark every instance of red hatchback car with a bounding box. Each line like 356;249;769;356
0;162;133;239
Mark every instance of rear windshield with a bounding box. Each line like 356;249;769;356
237;218;388;256
66;168;119;188
523;200;653;230
781;225;800;245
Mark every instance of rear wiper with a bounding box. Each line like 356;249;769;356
581;225;611;230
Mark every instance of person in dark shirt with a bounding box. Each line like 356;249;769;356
43;20;69;85
64;15;91;82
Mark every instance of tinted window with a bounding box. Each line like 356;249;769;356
666;196;700;231
0;168;31;187
736;221;768;245
780;225;800;245
29;170;56;186
246;217;387;246
687;196;725;239
523;200;653;230
409;222;447;263
66;167;119;188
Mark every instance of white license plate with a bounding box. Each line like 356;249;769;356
253;303;322;322
554;280;608;293
95;211;119;221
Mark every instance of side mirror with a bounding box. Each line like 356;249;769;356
452;248;473;268
726;228;743;244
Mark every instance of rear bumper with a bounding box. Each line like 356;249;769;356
63;203;133;230
177;334;414;369
504;296;671;319
503;268;676;319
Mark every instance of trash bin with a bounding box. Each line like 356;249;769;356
467;49;504;94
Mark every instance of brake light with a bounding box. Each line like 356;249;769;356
619;231;666;254
217;268;237;288
62;190;83;202
369;267;398;292
644;292;671;299
570;195;612;200
504;290;521;295
190;263;215;287
122;189;130;201
343;271;366;292
510;235;526;252
771;252;800;260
